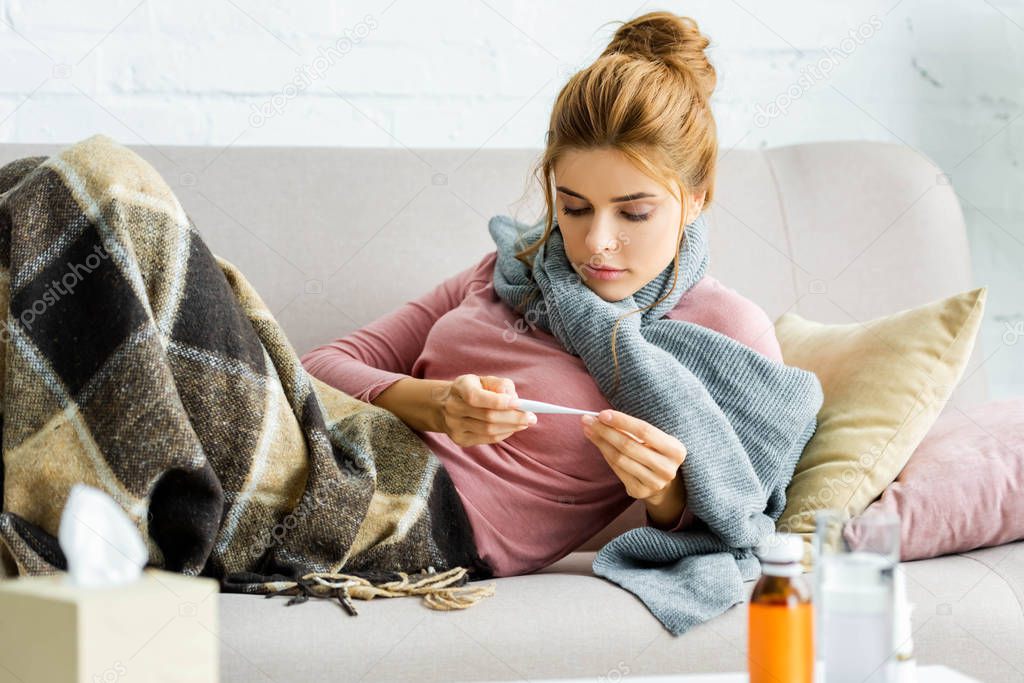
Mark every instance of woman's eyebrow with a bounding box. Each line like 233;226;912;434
556;186;657;203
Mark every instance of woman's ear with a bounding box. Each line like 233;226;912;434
684;189;707;224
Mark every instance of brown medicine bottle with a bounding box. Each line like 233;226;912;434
748;532;814;683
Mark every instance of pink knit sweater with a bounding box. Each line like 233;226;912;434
300;251;783;577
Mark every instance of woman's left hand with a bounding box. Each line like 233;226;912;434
581;409;687;503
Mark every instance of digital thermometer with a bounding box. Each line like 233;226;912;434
510;398;645;444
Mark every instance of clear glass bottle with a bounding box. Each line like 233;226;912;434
748;532;814;683
815;509;899;683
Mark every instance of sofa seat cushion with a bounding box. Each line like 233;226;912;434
218;542;1023;682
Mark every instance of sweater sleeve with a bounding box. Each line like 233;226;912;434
300;251;497;404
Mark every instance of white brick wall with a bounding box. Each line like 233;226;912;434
1;0;1022;395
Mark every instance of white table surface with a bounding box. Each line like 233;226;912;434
461;663;978;682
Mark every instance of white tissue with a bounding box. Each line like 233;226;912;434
58;483;149;588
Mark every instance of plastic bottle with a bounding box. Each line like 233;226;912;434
748;532;815;683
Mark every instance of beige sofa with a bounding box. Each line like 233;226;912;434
1;140;1020;682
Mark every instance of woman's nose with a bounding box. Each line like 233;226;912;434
584;211;620;254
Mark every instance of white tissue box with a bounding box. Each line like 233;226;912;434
0;568;218;683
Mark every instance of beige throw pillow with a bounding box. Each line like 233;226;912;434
774;286;987;538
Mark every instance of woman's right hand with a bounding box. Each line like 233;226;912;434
435;374;537;447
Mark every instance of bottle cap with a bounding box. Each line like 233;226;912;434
755;532;804;564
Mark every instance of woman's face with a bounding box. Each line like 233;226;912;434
553;147;704;302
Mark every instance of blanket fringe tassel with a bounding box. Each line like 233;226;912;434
263;565;497;615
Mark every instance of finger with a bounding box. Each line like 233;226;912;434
454;429;481;447
446;398;533;427
450;375;513;411
489;429;520;443
587;429;653;493
462;415;532;436
595;410;686;461
450;374;483;405
586;420;669;470
459;428;518;446
480;375;518;399
460;405;536;427
586;425;669;487
462;377;517;410
456;428;520;448
594;410;653;445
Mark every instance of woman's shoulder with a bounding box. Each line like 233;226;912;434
666;275;784;362
469;250;498;282
441;250;498;297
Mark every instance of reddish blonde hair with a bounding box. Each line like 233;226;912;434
514;11;718;398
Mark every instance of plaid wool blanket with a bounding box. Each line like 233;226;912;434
0;134;496;612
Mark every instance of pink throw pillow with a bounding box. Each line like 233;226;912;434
850;397;1024;561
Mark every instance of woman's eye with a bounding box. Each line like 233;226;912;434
560;205;652;222
621;210;652;222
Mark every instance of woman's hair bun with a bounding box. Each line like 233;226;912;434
602;11;716;99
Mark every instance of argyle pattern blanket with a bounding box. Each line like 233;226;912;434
0;134;495;611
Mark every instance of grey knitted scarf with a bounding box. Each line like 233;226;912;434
488;212;824;636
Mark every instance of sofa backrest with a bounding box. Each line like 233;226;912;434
0;139;988;552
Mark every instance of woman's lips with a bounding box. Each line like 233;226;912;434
582;263;627;281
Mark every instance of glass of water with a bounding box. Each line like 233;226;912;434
813;508;901;683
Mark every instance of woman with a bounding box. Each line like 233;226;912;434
302;11;784;578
